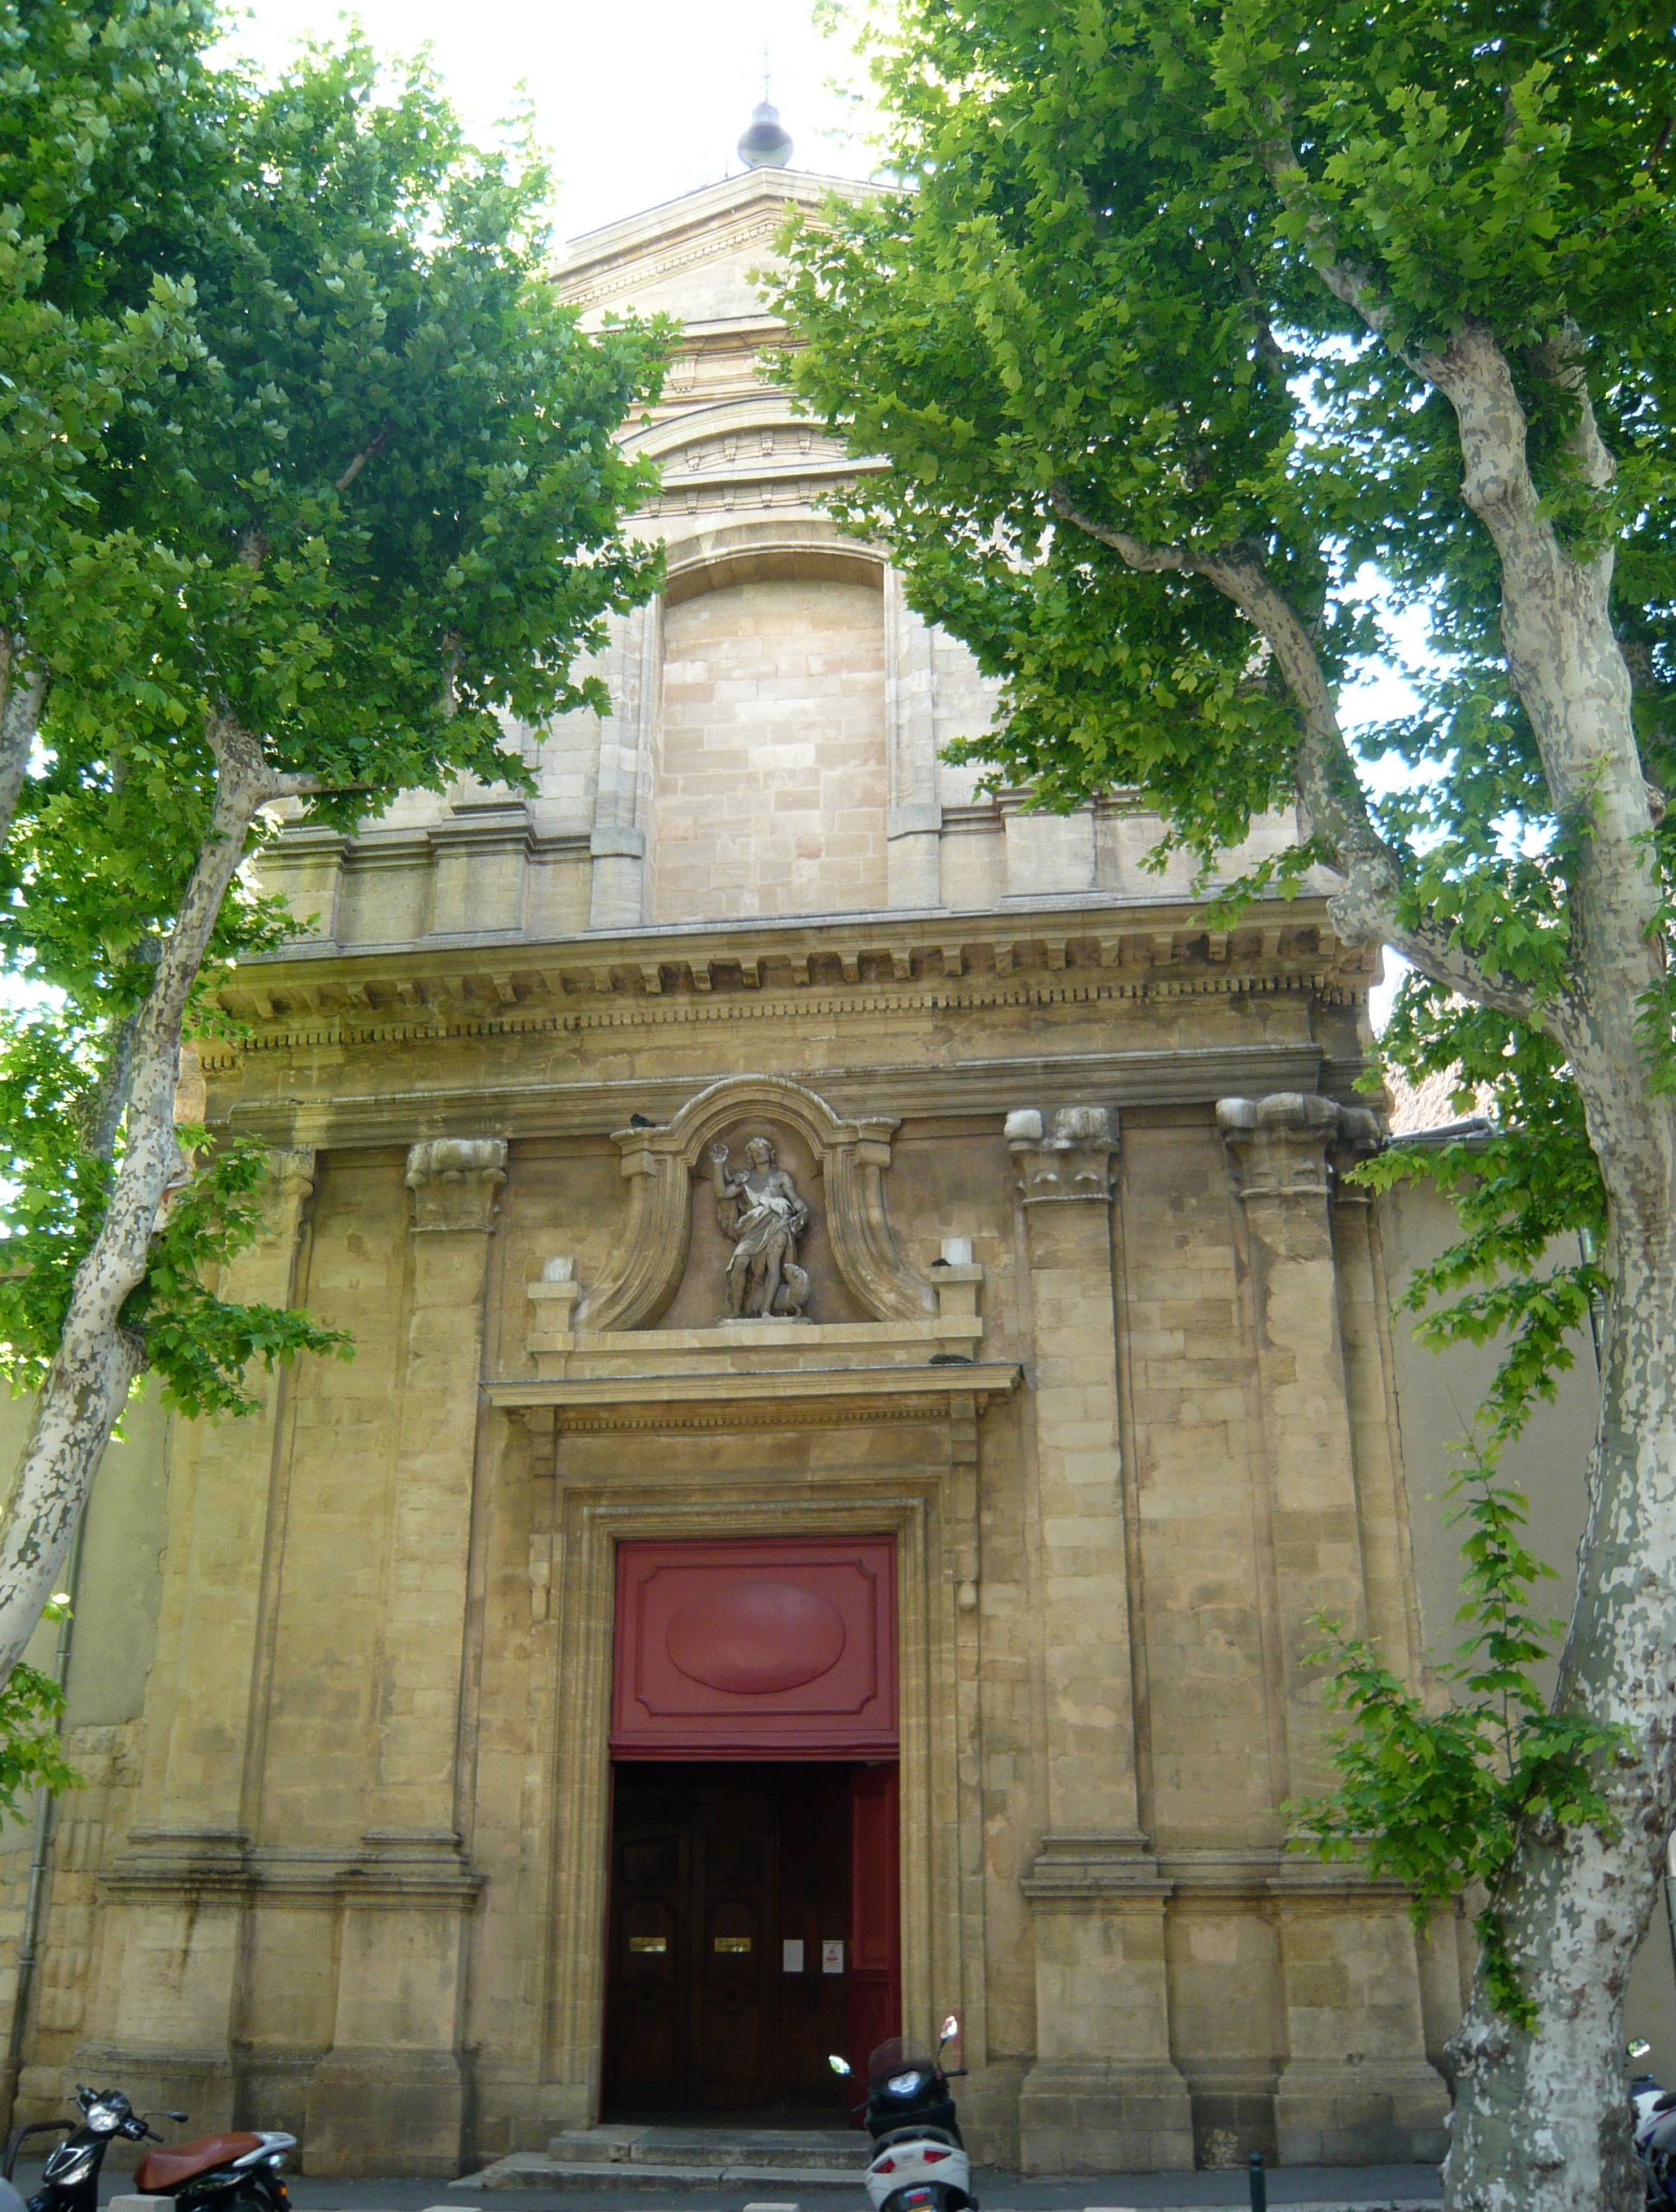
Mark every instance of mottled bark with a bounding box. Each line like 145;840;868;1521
1422;326;1676;2212
0;629;46;851
0;718;283;1684
1444;1225;1676;2212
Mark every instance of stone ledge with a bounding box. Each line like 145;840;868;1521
101;1838;485;1906
486;1360;1020;1433
523;1311;984;1381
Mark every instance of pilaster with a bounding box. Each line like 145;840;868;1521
884;574;942;907
588;602;657;928
1008;1105;1192;2173
88;1148;316;2120
306;1136;505;2173
1215;1094;1372;1796
1216;1094;1447;2163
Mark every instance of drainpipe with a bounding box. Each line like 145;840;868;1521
0;1513;86;2135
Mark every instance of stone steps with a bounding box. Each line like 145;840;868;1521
454;2126;864;2193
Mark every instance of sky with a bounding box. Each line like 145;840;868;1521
223;0;881;246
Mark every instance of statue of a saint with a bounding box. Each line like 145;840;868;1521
709;1135;811;1320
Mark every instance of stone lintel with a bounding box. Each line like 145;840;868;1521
405;1135;508;1233
486;1360;1020;1432
522;1311;984;1380
1006;1105;1118;1205
1216;1091;1381;1201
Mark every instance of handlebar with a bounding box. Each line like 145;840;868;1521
3;2121;73;2183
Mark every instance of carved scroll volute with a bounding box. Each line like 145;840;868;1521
578;1135;691;1332
577;1076;935;1332
825;1119;934;1321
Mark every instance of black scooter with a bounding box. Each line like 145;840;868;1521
830;2014;975;2212
5;2086;295;2212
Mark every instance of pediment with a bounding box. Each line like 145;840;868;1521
555;171;873;326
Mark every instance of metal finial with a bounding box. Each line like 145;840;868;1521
738;98;793;168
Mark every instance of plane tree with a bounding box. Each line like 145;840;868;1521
774;1;1676;2205
0;0;663;1684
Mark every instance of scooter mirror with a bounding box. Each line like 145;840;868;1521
167;2113;189;2123
828;2055;853;2076
1631;2040;1654;2061
939;2013;960;2045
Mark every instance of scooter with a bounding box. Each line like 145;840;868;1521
4;2086;295;2212
829;2013;976;2212
1630;2039;1676;2207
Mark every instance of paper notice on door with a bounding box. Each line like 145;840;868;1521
782;1939;805;1973
822;1939;845;1974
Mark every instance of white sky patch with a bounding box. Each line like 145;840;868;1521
219;0;881;245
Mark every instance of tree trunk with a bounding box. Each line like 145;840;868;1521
0;721;276;1684
1444;1222;1676;2212
0;628;46;851
1417;327;1676;2212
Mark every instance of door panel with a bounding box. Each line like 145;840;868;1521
847;1764;901;2080
606;1808;689;2104
604;1764;869;2116
773;1767;851;2103
694;1824;772;2099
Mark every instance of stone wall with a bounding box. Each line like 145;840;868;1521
651;577;890;922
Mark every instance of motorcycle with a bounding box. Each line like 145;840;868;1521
829;2013;976;2212
1630;2039;1676;2207
4;2086;295;2212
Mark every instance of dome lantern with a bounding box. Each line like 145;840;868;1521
738;97;793;169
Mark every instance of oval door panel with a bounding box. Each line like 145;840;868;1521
666;1580;848;1694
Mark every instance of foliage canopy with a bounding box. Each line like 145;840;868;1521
0;0;667;1418
775;0;1676;2091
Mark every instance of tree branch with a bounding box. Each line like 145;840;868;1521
1252;130;1403;343
0;630;47;853
0;712;283;1684
333;428;388;493
1049;488;1551;1030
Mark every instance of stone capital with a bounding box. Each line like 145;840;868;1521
404;1137;508;1235
1006;1104;1117;1205
258;1146;317;1243
1216;1093;1378;1202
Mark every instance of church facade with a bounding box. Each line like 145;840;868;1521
0;162;1482;2178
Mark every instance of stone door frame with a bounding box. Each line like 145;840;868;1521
539;1464;962;2127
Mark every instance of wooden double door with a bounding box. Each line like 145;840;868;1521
604;1762;898;2117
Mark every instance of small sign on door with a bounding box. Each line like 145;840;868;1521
782;1939;805;1973
822;1939;845;1974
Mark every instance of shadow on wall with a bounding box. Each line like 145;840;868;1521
1381;1174;1676;2068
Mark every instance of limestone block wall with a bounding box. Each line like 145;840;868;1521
0;906;1489;2183
649;577;889;922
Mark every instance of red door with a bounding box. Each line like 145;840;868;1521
605;1537;901;2116
846;1764;901;2085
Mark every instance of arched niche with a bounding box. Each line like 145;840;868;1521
648;531;892;925
660;518;886;607
579;1075;935;1332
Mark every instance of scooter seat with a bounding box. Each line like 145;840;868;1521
873;2126;963;2153
136;2135;265;2192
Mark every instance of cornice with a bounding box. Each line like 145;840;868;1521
218;1040;1334;1148
554;168;873;294
207;898;1372;1071
486;1361;1021;1433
